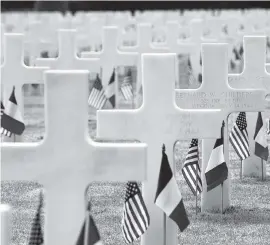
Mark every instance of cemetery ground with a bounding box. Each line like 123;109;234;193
1;93;270;245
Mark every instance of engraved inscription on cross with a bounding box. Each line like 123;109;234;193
228;36;270;178
96;53;226;245
1;70;147;245
1;33;48;141
175;43;265;212
35;29;100;73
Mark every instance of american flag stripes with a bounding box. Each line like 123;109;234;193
229;112;250;160
182;139;202;196
76;202;103;245
121;182;150;244
28;191;44;245
1;86;25;137
121;69;133;101
88;75;107;110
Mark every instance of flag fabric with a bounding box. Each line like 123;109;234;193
205;121;228;192
1;101;4;117
254;112;269;161
182;139;202;196
88;75;107;110
1;86;25;137
229;112;250;160
104;69;115;108
121;182;150;244
155;144;190;232
121;69;133;101
76;202;103;245
28;191;44;245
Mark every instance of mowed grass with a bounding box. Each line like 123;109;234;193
1;93;270;245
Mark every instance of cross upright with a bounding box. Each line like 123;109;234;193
1;70;147;245
81;26;139;108
1;33;49;142
228;36;270;178
118;23;170;107
96;53;228;245
35;29;100;73
175;42;266;212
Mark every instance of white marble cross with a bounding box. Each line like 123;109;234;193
229;36;270;178
118;23;170;107
175;42;266;212
1;33;48;142
35;29;100;73
97;53;226;245
1;70;147;245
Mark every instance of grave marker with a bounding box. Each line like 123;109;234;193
229;36;270;178
1;33;48;142
1;70;147;245
97;53;227;245
176;43;265;212
81;26;138;108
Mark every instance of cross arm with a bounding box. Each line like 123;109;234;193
116;51;138;67
96;109;140;140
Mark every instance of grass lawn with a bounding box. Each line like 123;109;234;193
1;94;270;245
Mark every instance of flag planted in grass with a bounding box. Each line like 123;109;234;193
182;139;202;196
121;68;133;101
254;112;269;161
121;181;150;244
104;68;115;108
155;144;190;232
205;121;228;192
229;112;250;160
28;191;44;245
88;74;107;110
1;86;25;137
76;202;103;245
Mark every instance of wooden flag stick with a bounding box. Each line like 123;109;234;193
240;160;242;180
195;162;198;215
261;159;264;181
221;182;224;214
163;212;166;245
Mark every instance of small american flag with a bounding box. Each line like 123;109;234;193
121;182;150;244
28;191;44;245
182;139;202;196
229;112;250;160
121;69;133;101
88;75;107;110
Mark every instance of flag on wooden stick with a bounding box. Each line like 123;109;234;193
155;144;190;232
121;182;150;244
76;201;103;245
121;68;133;101
104;69;115;108
266;118;270;135
1;86;25;137
88;74;107;110
254;112;269;161
28;191;44;245
205;121;228;192
229;112;250;160
182;139;202;196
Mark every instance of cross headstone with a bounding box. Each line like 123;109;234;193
35;29;100;73
229;36;270;178
96;53;227;245
1;70;147;245
1;33;48;142
175;43;265;212
81;26;138;108
118;23;170;107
